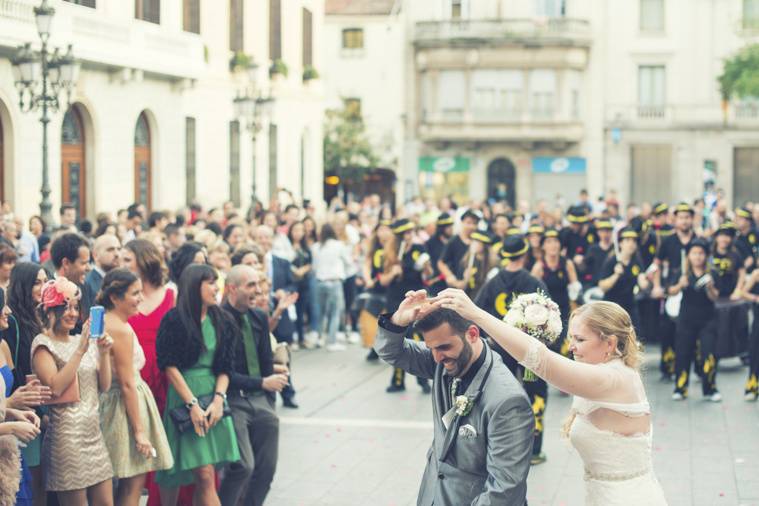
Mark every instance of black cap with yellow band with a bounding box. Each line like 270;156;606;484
391;218;415;235
500;235;529;259
595;220;613;231
618;228;639;241
653;202;669;216
527;225;545;236
567;206;590;224
673;202;694;216
471;231;493;244
436;212;454;226
736;207;751;219
716;221;737;237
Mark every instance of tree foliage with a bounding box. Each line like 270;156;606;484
718;44;759;100
323;107;379;181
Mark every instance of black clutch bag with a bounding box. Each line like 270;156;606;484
169;394;232;433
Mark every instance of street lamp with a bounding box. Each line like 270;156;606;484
11;0;80;228
233;62;274;215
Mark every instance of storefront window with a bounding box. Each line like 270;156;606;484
417;156;469;203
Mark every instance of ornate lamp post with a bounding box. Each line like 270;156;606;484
233;62;274;216
10;0;80;227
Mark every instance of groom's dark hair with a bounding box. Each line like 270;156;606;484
415;308;473;339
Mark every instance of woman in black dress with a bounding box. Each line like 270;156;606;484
598;228;649;332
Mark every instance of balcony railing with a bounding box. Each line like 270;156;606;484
414;18;591;46
606;103;759;126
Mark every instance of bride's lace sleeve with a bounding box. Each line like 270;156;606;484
519;339;550;376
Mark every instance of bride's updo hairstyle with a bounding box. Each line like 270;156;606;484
569;301;642;370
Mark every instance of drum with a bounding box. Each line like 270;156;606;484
715;299;750;359
665;293;682;319
357;292;386;348
582;286;605;305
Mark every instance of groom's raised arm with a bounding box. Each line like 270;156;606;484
472;393;534;506
374;314;436;380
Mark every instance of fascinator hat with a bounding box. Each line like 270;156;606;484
40;278;81;310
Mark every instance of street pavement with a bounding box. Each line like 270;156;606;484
265;341;759;506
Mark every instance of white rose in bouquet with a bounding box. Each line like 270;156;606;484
524;304;549;327
548;312;563;337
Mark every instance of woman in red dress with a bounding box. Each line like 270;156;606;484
122;239;175;506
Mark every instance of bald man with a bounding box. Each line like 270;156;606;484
85;233;122;297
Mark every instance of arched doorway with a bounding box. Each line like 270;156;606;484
487;158;516;208
61;106;86;218
134;112;152;209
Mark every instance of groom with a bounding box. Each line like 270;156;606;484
375;290;533;505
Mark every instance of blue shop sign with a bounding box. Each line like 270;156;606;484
532;157;586;174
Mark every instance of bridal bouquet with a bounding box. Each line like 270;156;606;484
503;291;562;381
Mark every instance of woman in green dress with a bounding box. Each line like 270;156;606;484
155;264;240;506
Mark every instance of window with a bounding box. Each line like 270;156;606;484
438;71;466;121
303;8;313;67
183;0;200;34
270;0;282;61
229;0;243;51
63;0;96;7
471;70;523;120
229;121;241;207
185;117;196;205
135;0;160;24
734;148;759;205
535;0;565;17
451;0;462;19
744;0;759;30
638;65;666;117
640;0;664;32
342;28;364;49
529;69;557;119
344;98;362;119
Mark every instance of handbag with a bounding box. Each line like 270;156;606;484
169;394;232;434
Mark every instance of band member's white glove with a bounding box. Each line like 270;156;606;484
568;281;582;302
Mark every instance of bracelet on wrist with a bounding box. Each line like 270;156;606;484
214;391;227;401
185;397;198;410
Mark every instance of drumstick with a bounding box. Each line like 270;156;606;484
398;240;406;261
681;248;688;278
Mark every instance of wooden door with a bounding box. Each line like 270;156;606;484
134;113;152;209
61;107;86;218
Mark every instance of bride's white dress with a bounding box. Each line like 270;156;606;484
521;343;668;505
569;396;667;505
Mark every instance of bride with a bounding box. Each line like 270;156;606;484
430;288;667;506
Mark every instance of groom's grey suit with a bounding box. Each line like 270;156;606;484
375;316;534;506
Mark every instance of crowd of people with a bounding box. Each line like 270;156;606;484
0;186;756;505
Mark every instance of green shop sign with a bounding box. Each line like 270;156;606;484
418;156;470;173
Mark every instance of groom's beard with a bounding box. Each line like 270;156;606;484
449;339;473;378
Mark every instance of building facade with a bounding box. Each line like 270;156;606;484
0;0;325;223
325;0;759;208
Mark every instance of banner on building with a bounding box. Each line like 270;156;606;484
419;156;470;173
532;157;586;174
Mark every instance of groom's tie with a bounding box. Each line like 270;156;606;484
449;377;461;410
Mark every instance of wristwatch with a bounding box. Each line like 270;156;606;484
185;397;198;410
214;391;227;401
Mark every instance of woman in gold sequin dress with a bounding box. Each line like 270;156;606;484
31;279;115;505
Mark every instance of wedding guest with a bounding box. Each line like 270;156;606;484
3;263;51;504
168;242;207;288
218;265;286;506
289;221;312;348
98;269;173;506
0;244;17;292
231;246;262;269
50;233;93;320
155;264;240;506
32;278;114;505
85;234;122;297
312;224;352;351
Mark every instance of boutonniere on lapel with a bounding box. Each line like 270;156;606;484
454;395;474;417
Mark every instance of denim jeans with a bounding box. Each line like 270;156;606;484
308;272;321;333
316;280;345;345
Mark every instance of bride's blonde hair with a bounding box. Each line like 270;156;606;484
561;301;643;438
569;301;643;370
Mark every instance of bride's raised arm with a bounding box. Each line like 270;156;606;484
433;289;622;401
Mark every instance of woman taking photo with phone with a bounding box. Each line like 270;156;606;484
155;264;239;506
98;269;173;506
31;278;114;506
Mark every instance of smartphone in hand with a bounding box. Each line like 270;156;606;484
89;306;105;338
